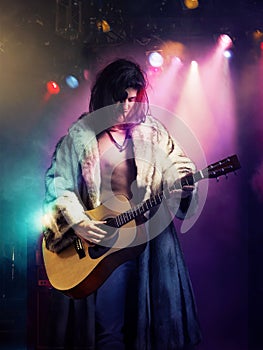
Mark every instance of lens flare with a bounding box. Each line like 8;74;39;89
46;81;60;95
65;75;79;89
148;52;164;68
218;34;233;49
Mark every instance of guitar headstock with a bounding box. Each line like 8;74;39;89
203;154;241;179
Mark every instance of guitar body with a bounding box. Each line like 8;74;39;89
42;195;147;299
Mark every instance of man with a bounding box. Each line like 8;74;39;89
43;58;201;349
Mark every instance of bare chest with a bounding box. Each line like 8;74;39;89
97;131;137;202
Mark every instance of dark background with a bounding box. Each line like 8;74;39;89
0;0;262;349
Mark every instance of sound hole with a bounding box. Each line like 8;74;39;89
88;231;119;259
105;217;119;228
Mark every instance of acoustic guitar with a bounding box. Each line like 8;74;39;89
42;154;241;299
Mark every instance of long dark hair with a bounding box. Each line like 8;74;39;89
89;58;149;123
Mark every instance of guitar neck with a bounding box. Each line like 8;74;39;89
108;154;241;229
109;171;202;229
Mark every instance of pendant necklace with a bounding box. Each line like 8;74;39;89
106;128;130;152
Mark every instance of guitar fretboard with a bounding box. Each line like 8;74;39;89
106;154;241;229
108;171;201;228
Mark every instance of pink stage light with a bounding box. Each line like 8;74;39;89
218;34;233;50
223;50;233;58
148;51;164;68
171;56;183;66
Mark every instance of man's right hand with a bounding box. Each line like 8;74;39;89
72;219;107;246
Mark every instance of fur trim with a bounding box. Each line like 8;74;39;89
43;114;197;252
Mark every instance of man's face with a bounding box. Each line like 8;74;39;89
115;87;137;124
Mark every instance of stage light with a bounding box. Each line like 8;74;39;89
218;34;233;50
223;50;232;59
191;60;198;69
253;30;263;52
83;69;90;80
252;29;263;42
148;51;164;68
102;19;110;32
171;56;183;66
46;81;60;95
65;74;79;89
97;19;111;33
184;0;199;10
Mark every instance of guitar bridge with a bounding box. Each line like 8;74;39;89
74;238;86;259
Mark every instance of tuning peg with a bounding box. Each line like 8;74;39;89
216;177;219;182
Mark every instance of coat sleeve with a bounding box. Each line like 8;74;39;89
42;133;89;252
157;122;198;220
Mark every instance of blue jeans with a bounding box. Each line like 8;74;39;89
95;259;137;350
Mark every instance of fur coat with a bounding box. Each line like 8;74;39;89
42;112;201;349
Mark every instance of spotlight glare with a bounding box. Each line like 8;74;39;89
83;69;90;80
32;210;46;231
218;34;233;49
65;75;79;89
97;19;110;32
101;19;110;32
148;51;164;68
184;0;199;10
46;81;60;95
171;56;182;65
223;50;232;58
253;29;263;42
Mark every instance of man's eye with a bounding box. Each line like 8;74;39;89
128;97;136;102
